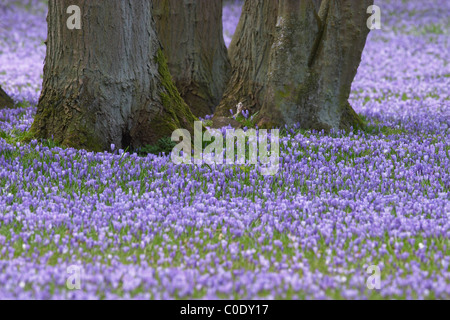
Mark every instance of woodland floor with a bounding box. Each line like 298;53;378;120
0;0;448;299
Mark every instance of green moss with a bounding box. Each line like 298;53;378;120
0;86;14;109
156;48;197;133
30;49;196;152
64;118;103;153
157;0;171;17
339;101;364;132
338;84;364;132
256;69;365;133
30;90;104;152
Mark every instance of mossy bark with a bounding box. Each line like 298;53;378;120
0;86;14;109
31;0;196;152
258;0;371;131
217;0;372;132
153;0;230;117
214;0;279;118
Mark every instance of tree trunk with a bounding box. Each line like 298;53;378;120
31;0;196;151
216;0;372;131
153;0;230;117
0;86;14;109
258;0;372;131
214;0;279;118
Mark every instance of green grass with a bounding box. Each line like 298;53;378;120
0;219;447;299
0;127;447;298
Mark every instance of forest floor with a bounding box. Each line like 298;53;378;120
0;0;449;299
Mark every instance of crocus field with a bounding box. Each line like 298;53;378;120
0;0;449;300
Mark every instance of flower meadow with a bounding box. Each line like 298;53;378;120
0;0;449;300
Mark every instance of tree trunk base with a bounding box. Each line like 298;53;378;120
0;87;14;109
31;1;197;152
154;0;230;118
256;73;364;132
216;0;372;133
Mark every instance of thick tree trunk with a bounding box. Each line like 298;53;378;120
31;0;196;151
153;0;230;117
0;86;14;109
216;0;372;131
214;0;279;118
258;0;372;131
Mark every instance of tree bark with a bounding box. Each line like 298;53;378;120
216;0;372;131
153;0;230;117
0;86;14;109
31;0;196;151
214;0;279;118
258;0;372;131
